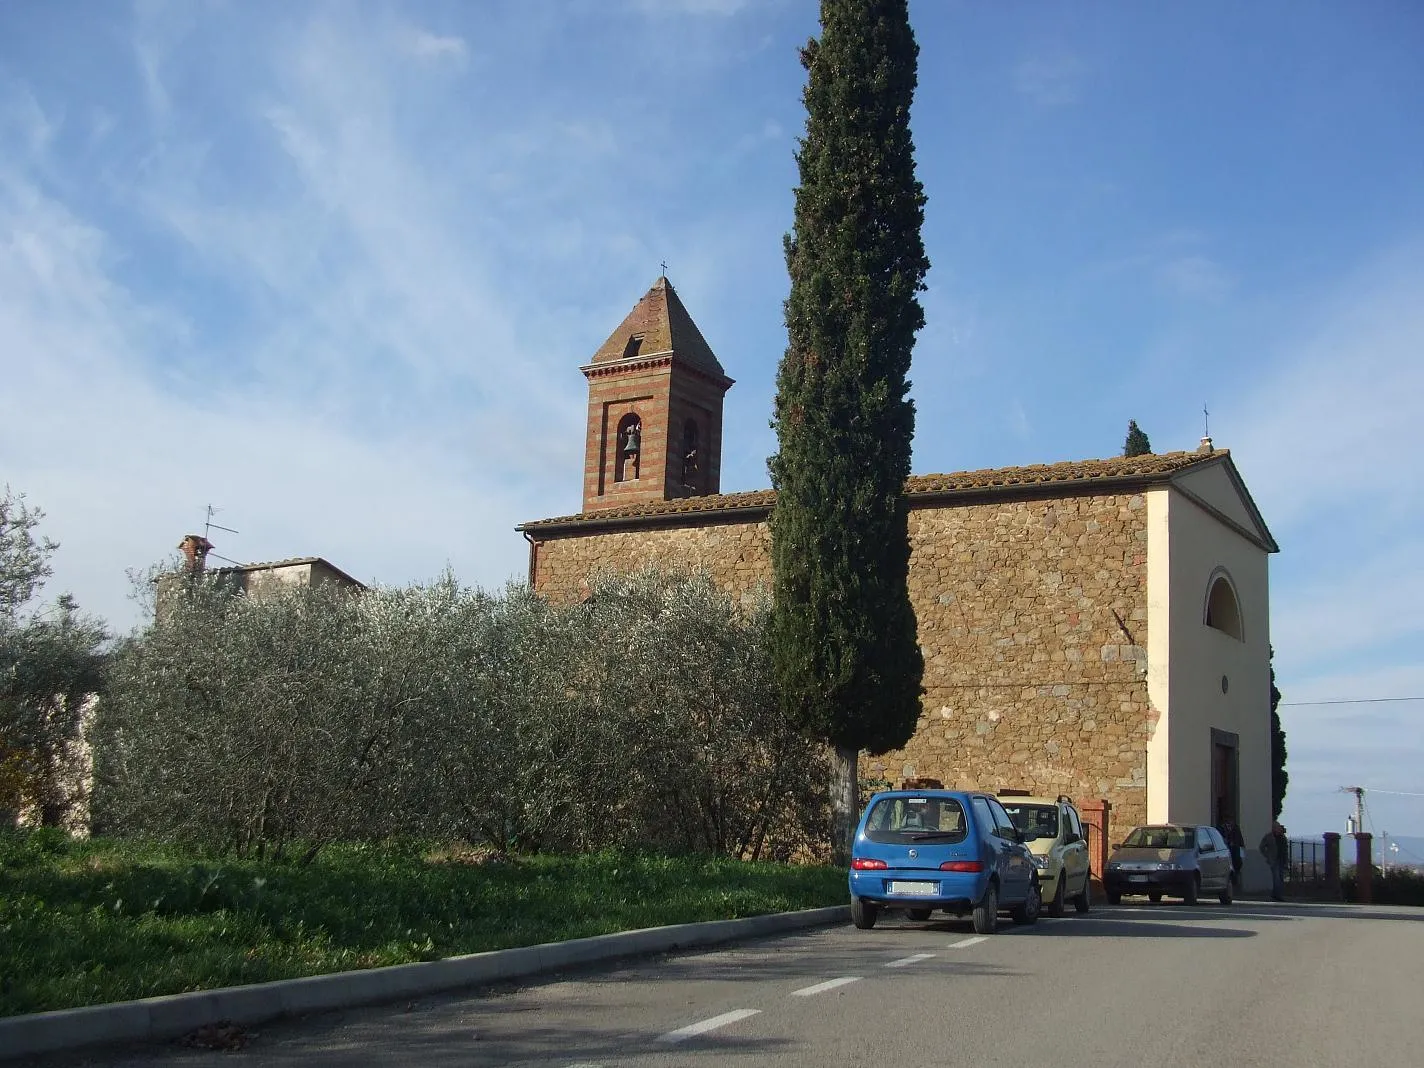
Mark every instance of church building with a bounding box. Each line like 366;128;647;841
518;278;1279;887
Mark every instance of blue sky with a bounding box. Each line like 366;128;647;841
2;1;1422;842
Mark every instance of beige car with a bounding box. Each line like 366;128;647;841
998;795;1092;916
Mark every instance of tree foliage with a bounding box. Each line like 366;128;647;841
769;0;928;861
92;568;827;861
1;489;108;826
1123;420;1152;457
0;488;57;621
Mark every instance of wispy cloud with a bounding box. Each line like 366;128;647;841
402;29;468;64
1013;55;1088;107
1156;254;1233;300
626;0;754;16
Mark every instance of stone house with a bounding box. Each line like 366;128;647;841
517;278;1279;888
155;535;365;624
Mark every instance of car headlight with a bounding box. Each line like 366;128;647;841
1031;855;1051;870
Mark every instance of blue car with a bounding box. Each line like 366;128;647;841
849;789;1042;933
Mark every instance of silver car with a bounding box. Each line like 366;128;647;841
1104;824;1235;905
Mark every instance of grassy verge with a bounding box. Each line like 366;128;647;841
0;829;847;1018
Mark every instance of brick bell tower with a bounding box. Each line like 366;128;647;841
581;276;734;513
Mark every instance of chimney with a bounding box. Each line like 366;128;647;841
178;534;214;574
1197;437;1214;455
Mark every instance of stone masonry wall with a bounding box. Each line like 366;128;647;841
530;491;1156;832
534;520;773;606
890;493;1155;834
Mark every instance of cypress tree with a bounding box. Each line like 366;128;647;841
1270;653;1288;819
769;0;929;864
1124;420;1152;457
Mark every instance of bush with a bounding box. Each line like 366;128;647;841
1343;867;1424;906
91;569;828;861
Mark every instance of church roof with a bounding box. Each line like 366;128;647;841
519;449;1275;552
586;276;728;378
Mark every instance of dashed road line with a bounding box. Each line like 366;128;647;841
791;976;862;997
949;935;988;948
657;1008;762;1044
884;952;937;968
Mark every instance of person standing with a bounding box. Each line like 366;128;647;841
1259;821;1288;901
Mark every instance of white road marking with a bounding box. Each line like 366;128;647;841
565;1063;604;1067
657;1008;762;1044
884;952;937;968
791;976;862;997
949;936;988;948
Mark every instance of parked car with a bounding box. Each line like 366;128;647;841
1104;824;1235;905
849;789;1042;934
998;794;1093;916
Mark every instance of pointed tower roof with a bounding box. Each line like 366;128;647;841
586;277;728;378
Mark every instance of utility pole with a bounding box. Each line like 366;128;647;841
1342;786;1365;834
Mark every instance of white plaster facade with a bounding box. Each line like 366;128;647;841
1146;447;1276;889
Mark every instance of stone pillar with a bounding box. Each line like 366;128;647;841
1323;832;1342;899
1079;799;1112;886
1353;833;1373;904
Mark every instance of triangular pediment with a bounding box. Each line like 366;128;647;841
587;277;727;378
1170;454;1278;553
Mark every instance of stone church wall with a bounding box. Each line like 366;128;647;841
531;490;1156;833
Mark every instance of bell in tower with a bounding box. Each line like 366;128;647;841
579;277;733;513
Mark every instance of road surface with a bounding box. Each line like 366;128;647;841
41;900;1424;1068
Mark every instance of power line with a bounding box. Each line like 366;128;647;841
1279;696;1424;707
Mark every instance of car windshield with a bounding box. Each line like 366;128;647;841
1123;826;1194;850
863;797;968;844
1002;803;1058;842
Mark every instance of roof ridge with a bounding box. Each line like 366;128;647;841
519;450;1228;531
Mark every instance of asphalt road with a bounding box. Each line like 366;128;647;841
43;900;1424;1068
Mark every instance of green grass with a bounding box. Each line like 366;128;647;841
0;830;847;1017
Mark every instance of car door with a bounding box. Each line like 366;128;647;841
987;797;1034;900
1063;805;1090;894
1195;826;1224;889
971;797;1018;899
1206;827;1233;889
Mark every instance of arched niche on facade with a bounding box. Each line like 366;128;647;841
615;413;642;483
680;418;700;488
1204;568;1244;641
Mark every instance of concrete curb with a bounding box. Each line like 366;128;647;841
0;905;849;1061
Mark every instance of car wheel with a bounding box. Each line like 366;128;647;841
1218;879;1234;906
1011;878;1042;926
907;908;933;922
1048;873;1067;918
1148;892;1162;903
851;897;879;930
1106;888;1122;906
1073;875;1092;914
972;882;999;934
1183;875;1200;906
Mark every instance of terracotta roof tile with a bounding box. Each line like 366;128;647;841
587;277;727;378
519;450;1222;531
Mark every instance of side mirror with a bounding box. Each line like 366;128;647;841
1112;843;1123;851
1065;832;1080;845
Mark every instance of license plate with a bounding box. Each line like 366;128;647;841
1127;875;1150;883
889;881;938;896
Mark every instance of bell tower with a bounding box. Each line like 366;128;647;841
580;276;733;513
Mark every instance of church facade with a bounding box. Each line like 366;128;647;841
518;279;1279;886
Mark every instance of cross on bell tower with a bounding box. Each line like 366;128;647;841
580;276;734;513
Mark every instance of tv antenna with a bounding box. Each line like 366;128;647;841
202;505;243;566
